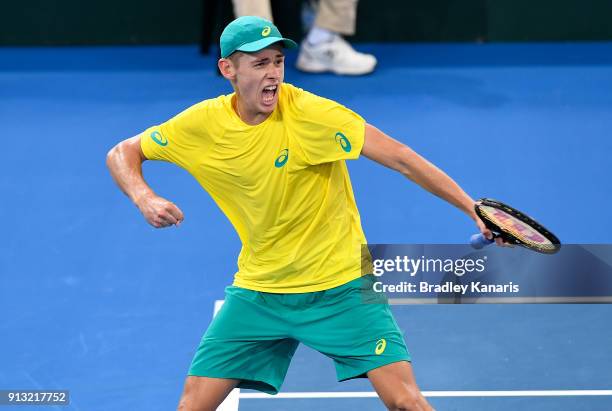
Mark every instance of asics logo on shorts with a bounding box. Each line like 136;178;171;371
274;148;289;168
150;130;168;146
335;132;351;153
375;338;386;355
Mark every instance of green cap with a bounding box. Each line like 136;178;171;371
220;16;298;59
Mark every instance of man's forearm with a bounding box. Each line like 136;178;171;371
362;124;477;221
396;146;477;220
106;137;154;206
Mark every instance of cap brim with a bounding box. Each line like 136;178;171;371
236;37;298;54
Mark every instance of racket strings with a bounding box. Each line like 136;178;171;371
479;206;557;252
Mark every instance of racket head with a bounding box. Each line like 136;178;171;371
475;198;561;254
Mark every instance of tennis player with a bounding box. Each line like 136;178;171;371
107;16;500;411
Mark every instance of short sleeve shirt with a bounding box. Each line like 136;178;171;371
141;83;367;292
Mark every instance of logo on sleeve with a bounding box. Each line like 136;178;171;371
150;130;168;146
274;148;289;168
375;338;387;355
262;26;271;37
335;132;351;153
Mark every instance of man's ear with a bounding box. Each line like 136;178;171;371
218;58;236;80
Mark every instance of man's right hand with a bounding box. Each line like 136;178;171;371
136;193;185;228
107;135;185;229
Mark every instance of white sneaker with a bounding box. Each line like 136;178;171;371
296;35;377;75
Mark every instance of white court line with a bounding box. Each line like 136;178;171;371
239;390;612;399
212;298;611;408
389;297;612;304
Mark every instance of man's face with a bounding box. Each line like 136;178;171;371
223;45;285;117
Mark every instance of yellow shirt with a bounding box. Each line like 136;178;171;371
141;83;366;293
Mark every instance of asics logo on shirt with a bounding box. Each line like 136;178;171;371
335;132;351;153
375;338;387;355
274;149;289;168
150;130;168;146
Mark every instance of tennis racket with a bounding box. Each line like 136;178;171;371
470;198;561;254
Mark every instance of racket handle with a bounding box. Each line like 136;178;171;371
470;233;494;249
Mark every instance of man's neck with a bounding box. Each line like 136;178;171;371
234;98;271;126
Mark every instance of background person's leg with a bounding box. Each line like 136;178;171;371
297;0;376;74
231;0;273;21
177;376;239;411
368;362;434;411
315;0;358;35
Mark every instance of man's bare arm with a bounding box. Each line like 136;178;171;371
106;135;184;228
361;123;499;242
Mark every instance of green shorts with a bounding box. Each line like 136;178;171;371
188;275;411;394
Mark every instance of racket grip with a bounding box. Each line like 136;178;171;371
470;233;494;249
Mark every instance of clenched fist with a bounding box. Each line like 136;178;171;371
136;193;184;228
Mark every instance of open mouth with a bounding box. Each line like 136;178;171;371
262;85;278;105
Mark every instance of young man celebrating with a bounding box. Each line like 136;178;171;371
107;16;497;411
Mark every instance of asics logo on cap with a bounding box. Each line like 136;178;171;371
262;26;271;37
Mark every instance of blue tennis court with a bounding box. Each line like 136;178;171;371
1;42;612;410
